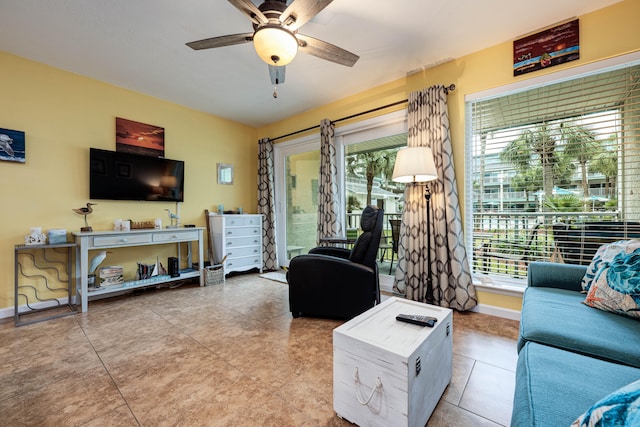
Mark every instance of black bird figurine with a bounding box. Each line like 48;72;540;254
73;202;96;231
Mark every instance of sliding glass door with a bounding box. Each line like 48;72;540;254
274;137;321;266
274;110;408;269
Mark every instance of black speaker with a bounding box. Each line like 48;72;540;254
168;257;179;277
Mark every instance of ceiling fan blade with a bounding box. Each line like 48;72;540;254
186;33;253;50
296;34;359;67
280;0;333;31
228;0;268;25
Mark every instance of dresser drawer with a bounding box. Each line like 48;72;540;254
224;236;261;248
152;230;199;243
224;226;261;238
225;256;261;270
226;246;261;259
225;216;261;227
92;233;152;247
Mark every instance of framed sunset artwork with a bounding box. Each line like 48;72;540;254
115;117;165;157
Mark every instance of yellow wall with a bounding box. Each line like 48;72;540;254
258;0;640;310
0;52;257;311
2;1;639;314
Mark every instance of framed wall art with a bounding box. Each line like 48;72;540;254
513;19;580;77
217;163;233;185
115;117;165;157
0;127;25;163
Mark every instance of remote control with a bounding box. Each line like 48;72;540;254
396;314;437;327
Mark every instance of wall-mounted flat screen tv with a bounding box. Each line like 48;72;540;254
90;148;184;202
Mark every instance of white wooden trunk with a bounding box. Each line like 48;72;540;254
333;297;453;427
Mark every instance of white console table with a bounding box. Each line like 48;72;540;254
73;227;204;312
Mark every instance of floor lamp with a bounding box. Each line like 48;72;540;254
392;146;438;304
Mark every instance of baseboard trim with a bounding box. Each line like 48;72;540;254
1;296;77;321
471;303;521;321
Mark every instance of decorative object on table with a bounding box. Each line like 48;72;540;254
99;265;124;287
130;220;154;229
154;218;162;229
0;127;26;163
165;209;179;228
135;257;166;280
217;163;233;185
47;229;67;244
88;250;110;290
513;19;579;77
115;117;165;157
168;256;179;278
392;146;438;304
24;227;47;245
217;204;224;214
72;202;96;232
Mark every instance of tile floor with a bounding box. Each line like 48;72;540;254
0;273;520;426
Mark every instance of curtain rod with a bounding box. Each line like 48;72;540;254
270;84;455;142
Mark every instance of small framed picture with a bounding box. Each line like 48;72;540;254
0;127;26;163
217;163;233;185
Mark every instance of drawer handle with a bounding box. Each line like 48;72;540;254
228;252;233;256
120;238;128;243
227;242;233;246
253;230;258;234
172;234;178;238
253;249;258;253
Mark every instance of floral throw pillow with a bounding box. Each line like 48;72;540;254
583;241;640;319
572;379;640;426
581;240;640;293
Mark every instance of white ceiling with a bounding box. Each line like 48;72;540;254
0;0;620;128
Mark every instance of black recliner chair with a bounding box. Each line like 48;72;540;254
287;205;384;319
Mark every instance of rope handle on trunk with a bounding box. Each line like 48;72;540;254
353;367;383;405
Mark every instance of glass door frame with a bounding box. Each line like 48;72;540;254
274;110;408;267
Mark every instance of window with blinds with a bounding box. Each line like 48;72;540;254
467;62;640;284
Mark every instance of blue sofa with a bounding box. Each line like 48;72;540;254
511;261;640;426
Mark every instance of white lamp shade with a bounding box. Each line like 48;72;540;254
253;26;298;66
392;146;438;183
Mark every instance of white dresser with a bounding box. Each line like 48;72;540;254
208;214;263;275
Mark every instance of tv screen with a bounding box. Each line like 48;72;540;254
90;148;184;202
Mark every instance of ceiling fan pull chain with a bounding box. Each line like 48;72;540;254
273;84;278;99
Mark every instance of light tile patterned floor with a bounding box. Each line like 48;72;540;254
0;273;519;426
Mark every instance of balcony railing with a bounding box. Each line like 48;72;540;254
471;210;623;278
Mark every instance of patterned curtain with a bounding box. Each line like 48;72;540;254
393;86;477;311
317;119;343;242
258;138;278;271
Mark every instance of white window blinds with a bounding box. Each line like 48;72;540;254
468;62;640;283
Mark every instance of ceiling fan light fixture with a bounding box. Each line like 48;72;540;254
253;25;298;66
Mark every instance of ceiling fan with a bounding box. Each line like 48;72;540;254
186;0;360;68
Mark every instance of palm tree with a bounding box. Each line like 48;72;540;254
346;150;397;206
501;124;558;198
510;167;542;210
590;135;618;199
560;122;600;201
